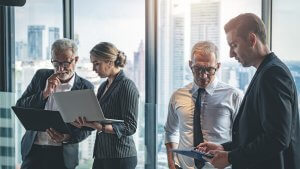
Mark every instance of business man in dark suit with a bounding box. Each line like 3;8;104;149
16;38;93;169
197;13;300;169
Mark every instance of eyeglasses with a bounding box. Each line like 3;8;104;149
192;66;217;75
51;59;75;68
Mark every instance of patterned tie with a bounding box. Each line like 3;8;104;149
193;88;205;169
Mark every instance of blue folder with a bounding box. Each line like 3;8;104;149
171;149;214;161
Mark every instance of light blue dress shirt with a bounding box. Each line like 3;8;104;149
164;78;243;169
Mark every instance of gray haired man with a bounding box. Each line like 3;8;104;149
16;38;94;169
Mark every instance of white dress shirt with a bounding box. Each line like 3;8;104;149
34;74;75;146
164;78;243;169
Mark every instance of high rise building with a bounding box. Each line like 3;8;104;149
190;0;220;48
15;41;28;61
47;27;60;59
133;40;145;99
27;25;45;61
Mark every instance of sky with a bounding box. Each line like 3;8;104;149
14;0;300;62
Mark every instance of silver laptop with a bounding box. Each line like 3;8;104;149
52;89;124;124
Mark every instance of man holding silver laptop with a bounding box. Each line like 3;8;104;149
16;38;94;169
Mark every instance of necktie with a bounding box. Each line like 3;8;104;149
194;88;205;169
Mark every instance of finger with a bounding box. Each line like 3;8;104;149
197;142;207;148
83;117;88;123
50;128;64;138
46;129;55;139
203;156;211;163
49;129;62;140
78;117;85;125
71;121;81;128
208;150;218;155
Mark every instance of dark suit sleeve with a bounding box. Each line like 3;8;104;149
16;70;48;108
222;142;232;151
111;80;139;139
229;66;294;168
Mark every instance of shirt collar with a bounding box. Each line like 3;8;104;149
191;77;219;96
58;73;75;90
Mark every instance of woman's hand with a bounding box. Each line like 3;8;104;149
72;116;102;131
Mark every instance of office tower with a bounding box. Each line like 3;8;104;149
190;0;220;48
133;40;145;99
27;25;45;61
157;0;172;121
47;27;60;59
171;13;185;91
15;41;28;61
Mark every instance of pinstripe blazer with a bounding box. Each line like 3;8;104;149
93;70;139;159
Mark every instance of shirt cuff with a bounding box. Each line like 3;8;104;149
112;123;125;139
164;131;179;144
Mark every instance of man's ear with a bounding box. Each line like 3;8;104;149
74;56;79;63
216;62;221;70
189;60;193;69
249;32;256;47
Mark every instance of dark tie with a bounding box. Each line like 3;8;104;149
193;88;205;169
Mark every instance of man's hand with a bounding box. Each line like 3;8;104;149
43;73;61;99
196;142;224;153
206;150;230;169
72;116;102;131
46;128;70;143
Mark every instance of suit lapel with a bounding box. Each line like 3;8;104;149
233;53;275;128
71;73;82;91
99;70;125;103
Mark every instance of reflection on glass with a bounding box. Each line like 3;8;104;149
0;92;16;169
157;0;261;168
74;0;145;168
272;0;300;107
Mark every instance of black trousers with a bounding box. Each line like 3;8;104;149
21;145;68;169
92;156;137;169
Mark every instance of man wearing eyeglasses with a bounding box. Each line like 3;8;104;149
164;41;243;169
16;38;94;169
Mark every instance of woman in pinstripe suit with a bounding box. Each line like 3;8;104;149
74;42;139;169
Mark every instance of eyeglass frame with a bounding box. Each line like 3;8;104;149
191;65;218;75
51;58;75;68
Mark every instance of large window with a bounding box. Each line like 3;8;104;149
156;0;261;168
272;0;300;106
74;0;145;168
13;0;63;168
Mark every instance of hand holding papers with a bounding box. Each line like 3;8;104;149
171;148;214;161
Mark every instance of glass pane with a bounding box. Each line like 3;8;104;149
157;0;261;168
74;1;145;168
13;0;63;168
0;92;16;169
272;0;300;106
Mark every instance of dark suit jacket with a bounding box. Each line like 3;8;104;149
222;53;300;169
16;69;94;169
93;70;139;159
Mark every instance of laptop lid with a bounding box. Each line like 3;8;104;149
11;106;70;134
53;89;123;124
